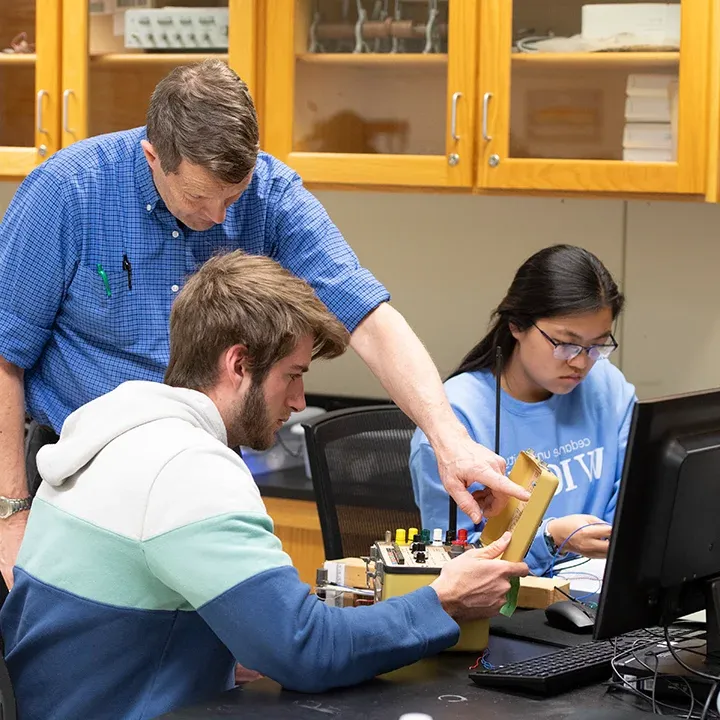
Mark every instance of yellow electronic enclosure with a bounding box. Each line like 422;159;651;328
373;450;559;652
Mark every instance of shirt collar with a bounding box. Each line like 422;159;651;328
134;128;162;212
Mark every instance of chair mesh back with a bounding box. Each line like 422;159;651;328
304;406;421;559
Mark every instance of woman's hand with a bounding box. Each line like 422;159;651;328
547;514;612;558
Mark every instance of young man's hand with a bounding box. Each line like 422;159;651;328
234;663;263;685
431;532;529;621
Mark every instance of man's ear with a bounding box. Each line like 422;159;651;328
225;344;251;388
141;139;159;169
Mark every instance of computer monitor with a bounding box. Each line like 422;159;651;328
594;386;720;673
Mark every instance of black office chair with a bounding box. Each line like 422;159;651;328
302;405;422;559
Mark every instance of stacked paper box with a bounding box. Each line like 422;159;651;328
623;73;678;162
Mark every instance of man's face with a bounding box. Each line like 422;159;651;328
229;335;313;451
141;140;253;231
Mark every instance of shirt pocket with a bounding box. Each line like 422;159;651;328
62;263;144;350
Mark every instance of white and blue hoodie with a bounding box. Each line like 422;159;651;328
1;380;458;720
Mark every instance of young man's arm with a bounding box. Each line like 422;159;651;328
141;448;527;692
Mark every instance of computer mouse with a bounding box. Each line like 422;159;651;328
544;600;595;633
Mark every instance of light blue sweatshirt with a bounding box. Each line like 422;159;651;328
409;360;637;576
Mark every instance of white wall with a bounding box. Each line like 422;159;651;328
0;183;18;213
2;180;718;400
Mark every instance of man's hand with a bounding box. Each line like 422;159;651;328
234;663;263;685
0;512;27;590
436;433;530;524
430;532;529;622
547;514;612;558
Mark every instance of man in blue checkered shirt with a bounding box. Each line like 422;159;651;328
0;59;527;588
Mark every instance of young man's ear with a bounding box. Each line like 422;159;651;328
225;344;251;388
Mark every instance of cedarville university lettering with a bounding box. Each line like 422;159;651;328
505;438;603;494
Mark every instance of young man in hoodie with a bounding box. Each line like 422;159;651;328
0;251;528;720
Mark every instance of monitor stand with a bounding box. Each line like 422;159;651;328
615;578;720;703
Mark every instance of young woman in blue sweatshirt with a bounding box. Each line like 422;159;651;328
410;244;637;576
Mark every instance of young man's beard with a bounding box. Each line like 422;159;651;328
231;380;275;451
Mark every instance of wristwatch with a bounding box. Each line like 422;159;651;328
544;524;562;556
0;496;32;520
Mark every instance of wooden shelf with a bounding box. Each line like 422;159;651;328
0;53;36;67
512;51;680;67
90;52;228;68
296;52;447;67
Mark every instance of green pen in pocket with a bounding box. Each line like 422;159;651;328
96;263;112;298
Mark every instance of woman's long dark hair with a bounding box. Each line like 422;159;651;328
450;244;625;379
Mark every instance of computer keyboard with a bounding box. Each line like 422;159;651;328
469;627;699;697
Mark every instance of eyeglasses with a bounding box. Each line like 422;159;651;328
533;324;618;362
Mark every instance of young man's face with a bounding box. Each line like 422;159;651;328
230;335;312;451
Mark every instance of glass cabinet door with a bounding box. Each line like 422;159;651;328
61;0;256;148
478;0;708;195
0;0;61;177
263;0;478;188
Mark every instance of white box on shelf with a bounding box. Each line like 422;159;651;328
625;95;672;123
582;3;681;45
626;73;678;97
623;146;674;162
623;122;673;150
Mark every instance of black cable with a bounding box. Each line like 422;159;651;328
609;636;705;717
700;683;719;720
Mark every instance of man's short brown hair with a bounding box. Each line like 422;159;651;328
146;59;259;183
164;251;350;390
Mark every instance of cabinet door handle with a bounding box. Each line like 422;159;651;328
450;91;462;141
482;92;493;142
36;90;49;135
63;89;75;135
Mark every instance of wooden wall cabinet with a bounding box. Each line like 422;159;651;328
262;0;479;188
261;0;713;198
477;0;709;196
1;0;716;199
60;0;258;151
0;0;62;178
0;0;258;181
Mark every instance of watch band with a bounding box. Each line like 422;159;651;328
0;496;32;519
544;526;561;556
9;497;32;514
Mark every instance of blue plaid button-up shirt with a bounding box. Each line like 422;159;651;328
0;127;389;432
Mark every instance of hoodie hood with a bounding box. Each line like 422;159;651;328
37;381;227;487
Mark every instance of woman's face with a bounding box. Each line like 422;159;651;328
511;307;615;398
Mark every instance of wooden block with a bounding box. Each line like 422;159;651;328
323;589;356;608
324;557;374;589
517;576;571;609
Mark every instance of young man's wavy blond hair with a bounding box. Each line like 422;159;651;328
165;250;350;390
